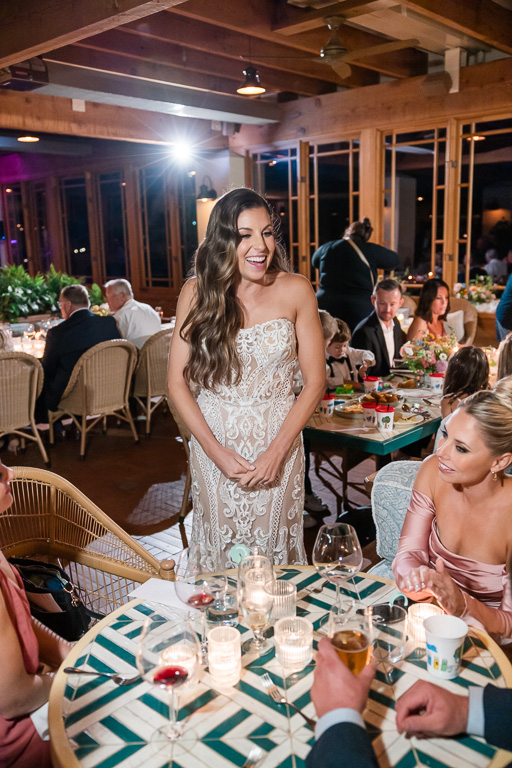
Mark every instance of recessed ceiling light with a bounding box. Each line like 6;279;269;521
17;136;40;143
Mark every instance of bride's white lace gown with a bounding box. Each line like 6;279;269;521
189;318;306;571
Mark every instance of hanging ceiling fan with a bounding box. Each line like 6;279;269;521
316;16;419;80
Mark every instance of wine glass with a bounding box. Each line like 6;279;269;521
372;604;408;687
312;523;363;616
239;571;274;654
136;610;200;744
174;547;227;664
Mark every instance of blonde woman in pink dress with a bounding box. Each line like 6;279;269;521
0;461;72;767
168;188;326;571
393;379;512;642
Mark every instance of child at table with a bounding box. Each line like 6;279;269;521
326;319;375;390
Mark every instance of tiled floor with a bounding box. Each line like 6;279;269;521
4;409;379;567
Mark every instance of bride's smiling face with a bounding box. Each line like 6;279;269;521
236;207;275;281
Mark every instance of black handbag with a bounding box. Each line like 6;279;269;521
9;557;103;641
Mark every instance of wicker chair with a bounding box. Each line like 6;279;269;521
48;340;139;460
401;294;417;316
132;327;173;437
167;397;192;524
0;351;50;466
1;466;175;617
448;297;478;345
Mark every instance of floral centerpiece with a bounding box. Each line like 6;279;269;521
454;276;496;305
91;303;110;316
402;332;458;375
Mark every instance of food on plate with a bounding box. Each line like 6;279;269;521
343;402;363;414
399;378;416;389
362;392;399;404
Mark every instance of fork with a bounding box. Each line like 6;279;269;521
306;579;326;595
260;673;316;730
242;745;265;768
63;667;140;686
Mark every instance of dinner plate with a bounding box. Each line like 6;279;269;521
396;388;432;398
393;413;423;427
334;404;364;420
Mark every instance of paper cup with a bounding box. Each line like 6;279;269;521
363;376;380;393
376;405;395;431
319;395;335;417
423;614;468;679
361;402;377;426
429;373;445;392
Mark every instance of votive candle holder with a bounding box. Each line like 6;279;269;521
207;626;241;687
274;617;313;671
408;603;444;645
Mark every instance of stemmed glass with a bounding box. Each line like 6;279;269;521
174;546;227;664
136;610;200;745
372;604;408;687
312;523;363;616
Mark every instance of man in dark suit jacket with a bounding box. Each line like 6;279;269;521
307;630;512;767
351;278;404;377
38;284;120;417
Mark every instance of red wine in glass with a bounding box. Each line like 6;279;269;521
187;592;214;609
153;665;188;689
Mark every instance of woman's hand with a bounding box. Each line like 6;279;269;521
425;559;466;617
237;445;286;489
212;446;255;483
396;565;434;601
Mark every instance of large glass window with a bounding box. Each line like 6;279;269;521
60;177;92;280
99;172;129;279
139;167;173;287
457;118;512;284
253;148;297;268
34;183;51;272
2;184;27;267
382;128;446;277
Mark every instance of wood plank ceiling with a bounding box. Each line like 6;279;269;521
1;0;511;128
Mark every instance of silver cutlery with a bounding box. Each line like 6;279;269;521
260;673;316;730
63;667;140;686
306;579;326;595
242;745;265;768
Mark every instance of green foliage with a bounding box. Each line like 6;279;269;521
0;265;105;322
89;283;105;307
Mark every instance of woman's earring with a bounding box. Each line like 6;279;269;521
493;471;498;482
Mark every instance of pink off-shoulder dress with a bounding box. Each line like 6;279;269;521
392;489;512;641
0;565;52;768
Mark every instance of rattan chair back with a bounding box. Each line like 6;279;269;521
2;466;175;616
448;296;478;345
401;295;417;316
132;327;173;435
0;351;49;465
48;339;139;458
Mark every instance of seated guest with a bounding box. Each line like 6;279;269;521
325;318;375;389
497;337;512;381
496;272;512;342
0;461;72;767
393;379;512;641
351;278;404;377
407;278;450;341
38;284;120;417
105;279;161;349
306;634;512;768
440;346;489;419
484;248;507;283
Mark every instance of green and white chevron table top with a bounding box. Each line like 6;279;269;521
49;569;512;768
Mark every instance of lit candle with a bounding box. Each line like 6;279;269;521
408;603;443;644
274;617;313;671
207;626;241;687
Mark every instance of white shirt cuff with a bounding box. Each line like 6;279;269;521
315;708;365;740
467;686;485;738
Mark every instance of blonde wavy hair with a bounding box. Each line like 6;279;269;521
181;188;290;390
461;375;512;457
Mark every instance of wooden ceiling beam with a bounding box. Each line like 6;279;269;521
0;0;187;69
0;88;228;147
46;42;338;97
399;0;512;55
167;1;427;79
272;0;387;36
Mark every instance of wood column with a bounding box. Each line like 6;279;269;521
443;118;460;289
297;140;310;279
359;128;383;242
44;177;66;273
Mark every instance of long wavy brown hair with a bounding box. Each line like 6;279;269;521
181;188;290;390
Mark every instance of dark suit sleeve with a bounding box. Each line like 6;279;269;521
306;723;379;768
41;327;59;379
351;325;381;375
483;684;512;751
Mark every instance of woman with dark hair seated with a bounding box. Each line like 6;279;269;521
0;461;72;767
440;346;489;418
407;278;451;341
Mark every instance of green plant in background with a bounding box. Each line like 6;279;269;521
0;265;106;322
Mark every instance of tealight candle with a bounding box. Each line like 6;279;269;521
265;580;296;623
274;617;313;671
408;603;444;644
207;626;241;687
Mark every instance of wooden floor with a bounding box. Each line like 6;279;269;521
4;408;379;567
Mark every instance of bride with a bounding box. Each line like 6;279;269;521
168;188;326;570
